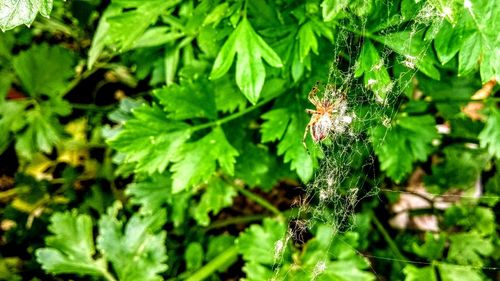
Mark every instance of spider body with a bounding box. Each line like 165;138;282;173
308;102;335;142
303;82;350;147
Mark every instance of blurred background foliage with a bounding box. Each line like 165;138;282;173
0;0;499;280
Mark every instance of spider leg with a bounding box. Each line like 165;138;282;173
308;81;321;106
302;122;311;149
306;109;317;114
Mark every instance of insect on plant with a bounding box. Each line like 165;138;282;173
303;82;353;148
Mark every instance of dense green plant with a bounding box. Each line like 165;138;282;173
0;0;498;281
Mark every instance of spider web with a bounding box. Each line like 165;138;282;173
266;2;494;280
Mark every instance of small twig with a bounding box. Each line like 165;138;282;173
206;214;267;230
232;184;283;219
425;96;500;103
205;208;299;231
184;245;239;281
71;103;116;111
101;268;118;281
192;95;276;132
370;212;407;269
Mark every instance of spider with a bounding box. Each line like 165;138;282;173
302;82;351;148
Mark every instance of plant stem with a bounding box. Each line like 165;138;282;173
101;268;118;281
192;95;275;132
192;96;276;131
427;96;500;103
370;212;406;268
232;185;283;218
206;208;299;231
185;245;239;281
71;103;116;111
0;188;20;200
206;214;267;230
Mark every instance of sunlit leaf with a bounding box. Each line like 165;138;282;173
210;18;282;104
0;0;53;31
170;127;238;193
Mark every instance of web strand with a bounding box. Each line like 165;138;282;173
271;1;496;280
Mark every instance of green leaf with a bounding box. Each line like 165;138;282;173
132;27;183;49
97;203;168;281
444;205;496;236
154;81;217;120
479;107;500;158
126;173;191;227
447;232;493;266
261;95;315;182
170;126;238;192
203;2;230;26
88;0;178;67
434;20;469;65
298;21;319;62
321;260;375;281
87;5;121;68
426;145;490;190
437;263;483;281
261;108;290;142
321;0;348;21
380;31;440;80
206;235;236;261
242;262;274;281
277;112;314;182
483;169;500;206
214;77;247;113
164;44;180;86
0;70;14;101
234;142;284;190
458;33;481;76
403;265;437;281
210;18;282;104
105;1;177;52
237;218;287;265
193;177;236;226
108;97;144;124
0;101;27;153
185;242;204;271
205;235;237;273
12;44;75;96
15;109;64;159
0;0;53;31
456;0;500;82
108;103;192;174
371;115;439;183
35;211;106;277
355;39;392;101
412;232;445;260
126;173;171;215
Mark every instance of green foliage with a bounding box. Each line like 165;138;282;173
170;127;239;193
12;43;75;97
108;103;192;175
238;220;375;280
0;0;53;31
261;94;315;182
0;43;74;158
355;39;391;101
1;1;499;281
36;203;168;281
479;106;500;158
193;177;236;226
36;211;106;277
448;232;493;267
210;17;283;104
371;115;439;183
97;203;168;281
